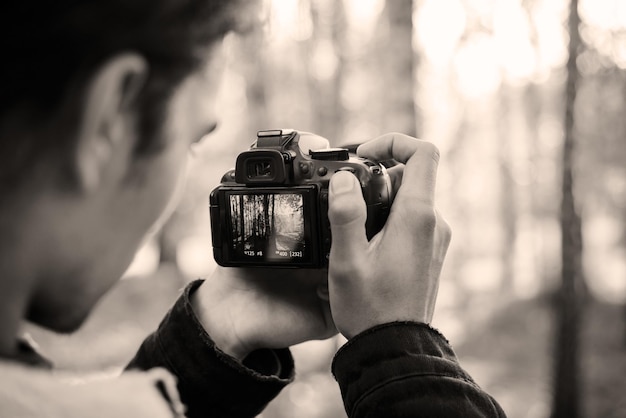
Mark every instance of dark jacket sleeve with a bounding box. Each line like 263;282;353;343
332;322;507;418
126;280;294;418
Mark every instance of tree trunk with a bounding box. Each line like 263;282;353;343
240;195;245;246
552;0;585;416
241;24;269;134
382;0;418;137
307;0;346;141
497;82;516;293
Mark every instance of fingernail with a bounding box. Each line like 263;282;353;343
330;172;357;194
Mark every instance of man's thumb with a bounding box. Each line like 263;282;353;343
328;171;368;261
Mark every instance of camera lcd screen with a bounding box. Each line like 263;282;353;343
225;190;314;264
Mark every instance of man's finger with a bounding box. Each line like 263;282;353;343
357;132;437;164
358;133;440;205
385;164;404;202
327;171;368;274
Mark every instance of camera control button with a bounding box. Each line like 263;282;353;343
298;162;314;178
311;148;349;161
317;166;328;176
336;167;356;174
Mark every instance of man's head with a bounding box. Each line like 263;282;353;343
0;0;248;333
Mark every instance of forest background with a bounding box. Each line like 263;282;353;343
27;0;626;417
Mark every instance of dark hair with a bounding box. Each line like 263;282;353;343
0;0;243;190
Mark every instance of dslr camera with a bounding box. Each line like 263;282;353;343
210;129;391;268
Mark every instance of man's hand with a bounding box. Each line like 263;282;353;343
327;133;451;339
191;267;336;360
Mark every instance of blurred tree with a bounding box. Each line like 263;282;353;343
307;0;346;141
552;0;586;416
241;22;270;134
497;82;517;293
522;0;549;297
381;0;418;137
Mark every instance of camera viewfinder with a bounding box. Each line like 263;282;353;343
235;149;287;184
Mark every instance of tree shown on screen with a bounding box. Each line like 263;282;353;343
229;194;305;258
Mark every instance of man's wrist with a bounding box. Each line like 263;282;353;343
190;282;251;361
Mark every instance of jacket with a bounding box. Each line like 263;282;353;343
128;280;506;417
2;280;506;417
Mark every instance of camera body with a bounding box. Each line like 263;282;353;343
210;129;391;268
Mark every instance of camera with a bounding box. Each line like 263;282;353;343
209;129;391;268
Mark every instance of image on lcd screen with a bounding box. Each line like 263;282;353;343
228;193;308;262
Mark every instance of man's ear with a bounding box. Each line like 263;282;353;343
75;53;148;192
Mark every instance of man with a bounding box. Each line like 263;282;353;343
0;1;506;417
